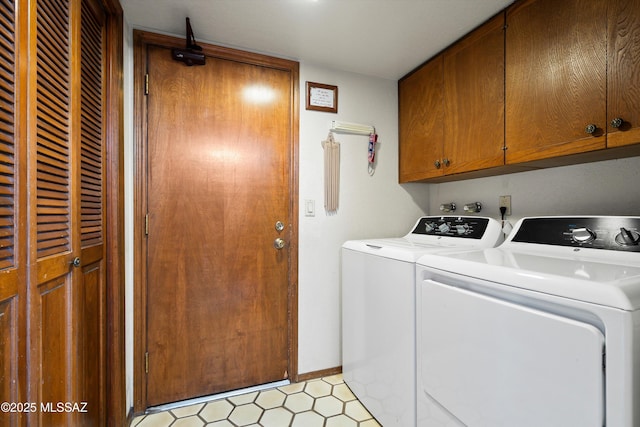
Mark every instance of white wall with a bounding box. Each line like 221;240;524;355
428;157;640;223
297;64;430;374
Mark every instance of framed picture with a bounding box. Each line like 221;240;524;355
306;81;338;113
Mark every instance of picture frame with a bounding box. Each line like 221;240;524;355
306;81;338;113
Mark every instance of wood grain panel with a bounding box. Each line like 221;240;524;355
398;57;444;182
607;0;640;148
505;0;607;164
444;13;505;175
0;298;18;427
80;259;105;426
38;279;72;426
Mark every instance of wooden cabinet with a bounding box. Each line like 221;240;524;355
607;0;640;148
399;0;640;183
399;56;444;182
399;14;505;182
443;13;505;175
505;0;608;164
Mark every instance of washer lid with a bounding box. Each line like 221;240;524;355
417;247;640;310
342;216;504;262
342;238;459;262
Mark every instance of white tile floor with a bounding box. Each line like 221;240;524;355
131;374;381;427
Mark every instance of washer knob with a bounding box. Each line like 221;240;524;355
455;224;469;235
571;227;596;243
615;228;640;246
438;223;450;234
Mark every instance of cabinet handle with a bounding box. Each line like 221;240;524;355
585;124;597;135
443;158;451;167
610;117;624;128
434;160;441;169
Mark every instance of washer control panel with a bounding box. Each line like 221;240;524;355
511;217;640;252
412;216;489;239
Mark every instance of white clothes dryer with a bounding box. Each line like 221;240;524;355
342;216;503;427
416;216;640;427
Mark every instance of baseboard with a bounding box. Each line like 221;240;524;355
296;366;342;382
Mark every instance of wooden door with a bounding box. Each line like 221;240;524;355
443;13;505;175
398;56;444;182
144;44;294;406
31;0;81;424
0;0;120;425
0;1;23;426
505;0;607;164
28;0;108;424
607;0;640;148
79;0;108;424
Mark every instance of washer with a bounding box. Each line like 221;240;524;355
416;216;640;427
342;216;503;427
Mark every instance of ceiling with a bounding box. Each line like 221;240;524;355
120;0;515;80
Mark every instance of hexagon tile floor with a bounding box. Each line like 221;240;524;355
131;374;382;427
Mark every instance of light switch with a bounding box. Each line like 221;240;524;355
305;200;315;217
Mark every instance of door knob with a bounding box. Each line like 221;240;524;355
585;124;597;134
71;257;81;267
610;117;624;128
273;238;285;250
434;160;441;169
275;221;285;232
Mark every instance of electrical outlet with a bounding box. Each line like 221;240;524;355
499;195;511;216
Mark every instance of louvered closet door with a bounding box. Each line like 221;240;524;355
33;0;80;425
0;1;21;426
34;0;77;421
79;0;107;424
31;0;108;424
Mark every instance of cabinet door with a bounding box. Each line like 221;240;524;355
444;13;505;175
607;0;640;148
505;0;607;164
399;57;444;182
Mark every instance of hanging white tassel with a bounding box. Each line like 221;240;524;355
321;132;340;214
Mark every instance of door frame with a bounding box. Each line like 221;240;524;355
102;0;126;423
132;30;300;413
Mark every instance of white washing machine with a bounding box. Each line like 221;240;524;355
342;216;503;427
416;216;640;427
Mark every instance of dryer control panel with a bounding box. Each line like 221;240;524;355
511;217;640;252
411;216;490;239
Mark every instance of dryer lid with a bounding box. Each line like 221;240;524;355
418;246;640;311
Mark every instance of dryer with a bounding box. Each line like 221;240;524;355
342;216;503;427
416;216;640;427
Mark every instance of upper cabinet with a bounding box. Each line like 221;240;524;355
399;56;444;182
399;0;640;183
607;0;640;148
505;0;607;164
399;14;505;183
444;13;505;175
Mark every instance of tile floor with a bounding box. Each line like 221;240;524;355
131;374;381;427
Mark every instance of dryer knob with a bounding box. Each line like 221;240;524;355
615;228;640;246
571;227;596;243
